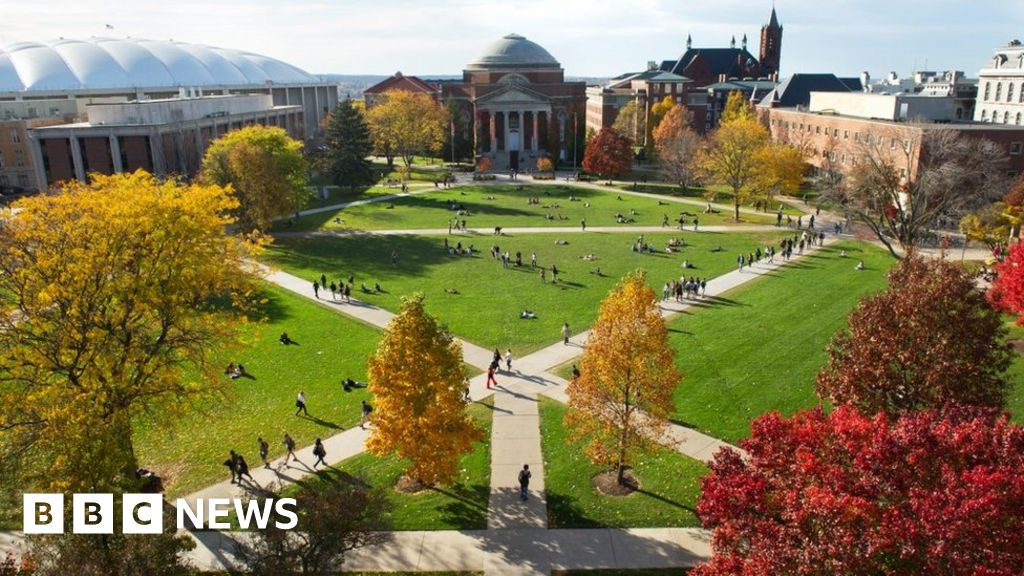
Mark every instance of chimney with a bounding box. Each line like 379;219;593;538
860;71;870;91
647;61;658;71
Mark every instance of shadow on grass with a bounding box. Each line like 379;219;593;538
433;482;490;527
267;234;458;283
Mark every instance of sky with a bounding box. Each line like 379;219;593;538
2;0;1022;79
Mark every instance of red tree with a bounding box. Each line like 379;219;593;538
695;405;1024;576
990;242;1024;322
817;254;1011;415
582;127;633;179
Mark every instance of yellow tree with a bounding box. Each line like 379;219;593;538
720;90;757;124
366;295;482;486
749;142;806;209
367;92;446;175
612;100;646;144
699;117;770;220
0;171;262;494
200;125;309;233
565;271;681;486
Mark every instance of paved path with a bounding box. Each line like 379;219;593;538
273;223;781;238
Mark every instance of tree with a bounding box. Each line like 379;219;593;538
817;255;1012;416
989;242;1024;324
0;171;261;495
200;125;308;232
698;117;770;220
536;156;554;172
324;99;374;192
960;203;1011;250
565;271;680;485
611;100;646;144
366;295;483;486
694;404;1024;576
719;90;756;124
367;91;446;174
582;128;634;180
476;156;493;173
237;477;390;574
748;142;805;208
648;95;676;135
823;128;1009;258
653;104;700;190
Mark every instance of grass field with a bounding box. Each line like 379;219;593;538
611;182;806;217
264;230;791;354
540;398;706;529
666;241;894;443
288;396;494;531
274;184;776;233
133;284;383;496
1002;318;1024;423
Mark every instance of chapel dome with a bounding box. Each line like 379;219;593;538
467;34;559;69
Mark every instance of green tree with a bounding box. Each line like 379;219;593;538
200;125;309;232
325;99;374;193
612;100;646;145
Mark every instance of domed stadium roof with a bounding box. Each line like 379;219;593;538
0;38;320;93
468;34;559;69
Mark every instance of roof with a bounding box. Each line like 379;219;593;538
767;7;781;29
704;79;777;91
661;47;760;79
837;77;864;92
364;72;437;95
607;69;690;88
0;38;320;93
759;73;852;108
467;34;559;69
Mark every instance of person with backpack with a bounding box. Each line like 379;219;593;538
295;391;308;416
224;450;240;484
312;438;327;469
360;400;373;429
283;433;297;465
518;464;532;501
236;455;254;483
258;437;270;469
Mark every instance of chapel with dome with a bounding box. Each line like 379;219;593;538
442;34;586;170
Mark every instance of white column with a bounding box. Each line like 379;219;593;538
68;134;86;183
108;134;123;173
149;130;166;175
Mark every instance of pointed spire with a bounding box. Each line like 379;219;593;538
742;33;748;49
730;35;736;48
768;4;780;28
686;33;692;50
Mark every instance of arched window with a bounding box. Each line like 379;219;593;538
1019;82;1024;103
984;82;991;101
1017;112;1022;125
1005;111;1011;124
1010;82;1016;103
981;110;989;122
996;82;1003;101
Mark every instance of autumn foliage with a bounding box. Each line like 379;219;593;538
817;255;1011;415
695;405;1024;575
366;295;483;486
565;271;680;485
536;156;554;172
990;242;1024;323
582;127;634;179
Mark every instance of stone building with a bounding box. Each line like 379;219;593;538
975;40;1024;125
442;34;587;170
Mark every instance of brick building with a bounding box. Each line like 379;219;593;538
442;34;587;170
585;67;706;137
363;72;440;108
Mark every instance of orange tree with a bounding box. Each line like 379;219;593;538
582;127;634;180
565;271;680;485
653;104;700;190
817;255;1012;416
0;171;262;495
366;294;483;486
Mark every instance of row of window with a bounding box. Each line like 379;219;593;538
979;109;1024;125
0;150;25;167
982;80;1024;103
770;118;912;150
0;173;30;188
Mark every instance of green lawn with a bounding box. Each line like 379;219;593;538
1001;318;1024;423
133;284;382;496
667;241;894;443
300;183;393;210
288;396;494;531
264;230;790;354
612;182;806;216
540;398;706;529
275;184;775;233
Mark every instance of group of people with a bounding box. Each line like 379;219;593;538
223;432;333;485
664;277;708;301
224;362;247;379
447;218;469;233
312;272;355;303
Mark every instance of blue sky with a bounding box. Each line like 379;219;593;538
3;0;1021;78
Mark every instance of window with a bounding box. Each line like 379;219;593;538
815;126;820;134
904;140;912;152
1017;112;1022;125
0;151;4;168
824;127;830;136
1010;83;1016;102
17;174;28;188
844;130;849;139
900;168;907;178
841;153;847;164
891;137;897;150
1005;111;1011;124
1010;142;1023;155
865;133;872;144
14;150;23;167
982;110;989;122
984;82;991;101
1020;82;1024;103
10;130;19;144
854;132;860;143
996;82;1003;101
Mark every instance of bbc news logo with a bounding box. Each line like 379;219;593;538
24;494;298;534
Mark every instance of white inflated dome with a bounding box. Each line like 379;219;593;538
0;38;319;93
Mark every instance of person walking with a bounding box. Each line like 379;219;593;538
562;322;571;345
295;391;308;416
360;400;373;429
320;273;327;288
505;348;513;372
282;433;297;465
518;464;532;501
258;437;270;469
236;455;254;483
581;219;586;232
225;450;240;484
531;252;538;268
312;438;327;469
540;268;546;283
312;280;320;299
448;219;452;235
344;283;351;302
737;254;745;272
486;363;498;389
493;348;502;366
551;264;559;283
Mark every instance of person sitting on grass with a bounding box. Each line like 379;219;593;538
710;245;723;252
520;310;537;319
445;287;461;295
361;282;371;293
279;332;293;346
590;267;603;276
856;260;865;270
374;282;383;293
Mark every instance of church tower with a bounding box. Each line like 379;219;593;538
759;6;783;78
